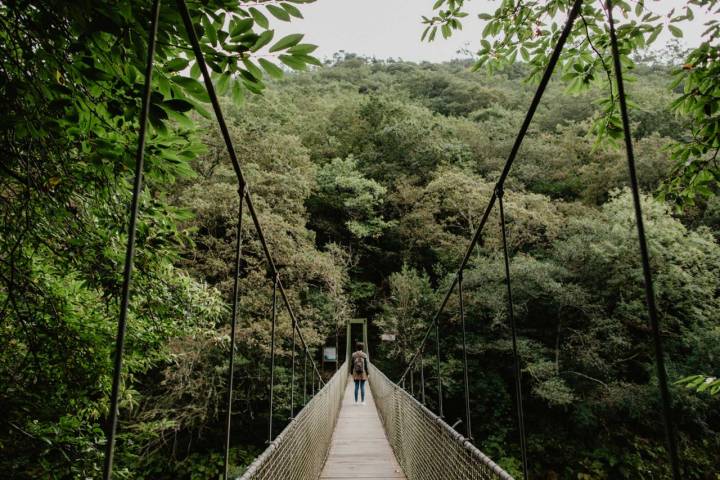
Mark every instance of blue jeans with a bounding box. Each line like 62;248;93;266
354;379;366;402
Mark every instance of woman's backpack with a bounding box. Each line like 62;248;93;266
353;353;365;375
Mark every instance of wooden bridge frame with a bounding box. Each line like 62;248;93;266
345;318;369;363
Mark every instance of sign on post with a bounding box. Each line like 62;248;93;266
323;346;337;362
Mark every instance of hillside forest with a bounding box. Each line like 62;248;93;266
1;1;719;479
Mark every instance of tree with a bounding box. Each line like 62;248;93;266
422;0;720;206
308;156;391;242
0;0;323;477
375;265;436;368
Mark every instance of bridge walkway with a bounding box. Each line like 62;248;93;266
319;377;405;480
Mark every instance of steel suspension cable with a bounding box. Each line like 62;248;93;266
290;314;296;419
267;274;278;443
175;0;325;389
102;1;161;478
606;2;681;477
459;271;472;440
223;185;246;478
498;187;528;480
397;0;583;387
303;350;308;404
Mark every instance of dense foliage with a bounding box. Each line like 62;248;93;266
1;1;718;479
264;56;719;479
0;1;338;478
424;0;720;207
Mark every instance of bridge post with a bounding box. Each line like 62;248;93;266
346;318;368;368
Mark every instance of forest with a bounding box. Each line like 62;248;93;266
1;1;719;479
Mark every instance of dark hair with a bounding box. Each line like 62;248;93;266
355;342;364;351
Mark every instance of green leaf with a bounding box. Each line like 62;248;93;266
202;15;218;45
190;61;201;79
149;104;169;134
251;30;275;52
293;54;321;66
171;76;209;101
281;2;303;18
441;23;451;39
215;72;231;95
668;25;683;38
267;5;291;21
230;18;254;37
231;80;245;106
634;0;644;17
163;99;194;112
258;58;284;79
241;77;265;94
156;73;172;97
163;107;194;129
164;58;189;73
279;54;306;70
249;7;269;29
242;59;263;81
269;33;304;52
647;25;662;45
287;43;318;55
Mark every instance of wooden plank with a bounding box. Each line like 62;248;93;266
319;378;406;480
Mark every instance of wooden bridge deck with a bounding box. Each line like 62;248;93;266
319;377;406;480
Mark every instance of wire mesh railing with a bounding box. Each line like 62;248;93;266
238;362;348;480
370;364;513;480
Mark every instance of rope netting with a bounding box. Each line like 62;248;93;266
370;365;513;480
238;362;348;480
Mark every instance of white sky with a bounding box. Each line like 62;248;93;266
273;0;714;63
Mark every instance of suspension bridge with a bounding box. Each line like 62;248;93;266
101;0;682;479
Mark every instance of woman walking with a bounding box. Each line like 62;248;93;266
352;342;369;405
